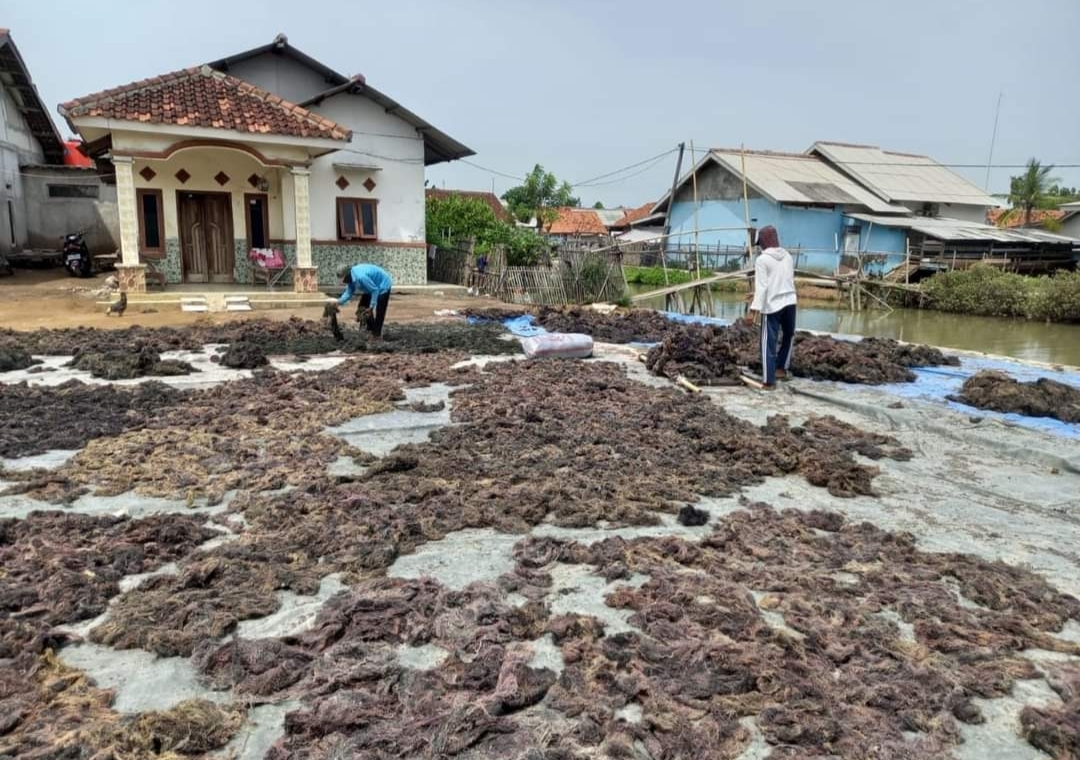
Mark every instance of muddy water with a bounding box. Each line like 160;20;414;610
630;287;1080;366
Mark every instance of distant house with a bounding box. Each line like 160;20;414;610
652;143;1076;275
425;189;509;222
0;30;120;254
61;33;473;291
988;208;1067;230
808;142;1001;224
545;207;610;247
1059;202;1080;240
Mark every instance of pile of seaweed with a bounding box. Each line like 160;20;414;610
213;341;268;369
467;306;676;344
948;370;1080;423
0;347;39;373
2;347;1076;758
67;345;197;380
15;353;475;505
78;360;916;669
0;513;244;759
645;322;958;385
0;318;520;359
0;379;181;459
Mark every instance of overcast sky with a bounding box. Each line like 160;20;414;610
9;0;1080;207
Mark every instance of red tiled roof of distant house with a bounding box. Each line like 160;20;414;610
546;207;609;235
987;208;1066;228
426;189;509;221
59;65;351;141
612;202;656;228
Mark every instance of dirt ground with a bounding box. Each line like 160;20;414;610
0;269;494;331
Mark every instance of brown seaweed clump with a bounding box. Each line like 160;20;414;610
645;323;745;383
67;345;196;380
0;652;243;759
0;318;520;358
214;340;269;369
0;347;39;372
188;507;1080;759
29;352;475;504
0;379;182;458
948;370;1080;423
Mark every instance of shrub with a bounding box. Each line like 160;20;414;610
1027;270;1080;323
624;266;694;286
922;266;1032;318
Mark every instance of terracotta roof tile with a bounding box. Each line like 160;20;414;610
612;202;656;228
546;207;608;236
59;65;350;141
426;189;508;221
988;208;1066;228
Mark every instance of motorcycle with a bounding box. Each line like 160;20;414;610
62;231;92;278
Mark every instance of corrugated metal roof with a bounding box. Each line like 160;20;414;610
812;142;1002;208
710;150;906;214
594;208;630;226
846;213;1080;244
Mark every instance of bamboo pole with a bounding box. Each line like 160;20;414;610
690;140;701;280
740;145;754;319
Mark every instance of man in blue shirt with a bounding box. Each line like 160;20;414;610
336;263;393;339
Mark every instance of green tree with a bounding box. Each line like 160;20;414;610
426;194;499;246
592;201;605;209
1008;158;1061;226
501;164;579;232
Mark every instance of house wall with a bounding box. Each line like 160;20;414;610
21;167;119;252
0;86;45;250
898;201;990;224
1059;215;1080;241
130;146;289;284
667;161;907;273
223;53;334;106
306;92;428;285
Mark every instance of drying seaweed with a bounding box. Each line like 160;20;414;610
0;652;242;759
646;322;958;385
0;379;182;458
194;507;1080;759
0;511;217;659
645;323;744;383
20;353;473;505
467;305;676;344
0;317;520;358
67;345;196;380
948;370;1080;423
214;340;269;369
0;347;38;373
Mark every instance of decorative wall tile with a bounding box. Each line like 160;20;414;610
363;177;376;192
335;176;349;190
311;244;427;288
139;166;157;182
162;238;184;284
214;171;230;187
174;169;190;184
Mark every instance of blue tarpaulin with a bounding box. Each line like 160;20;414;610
469;312;1080;438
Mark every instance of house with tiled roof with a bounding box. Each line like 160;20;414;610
60;33;473;291
544;207;611;247
425;189;509;222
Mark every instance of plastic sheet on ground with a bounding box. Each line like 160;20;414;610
469;311;1080;438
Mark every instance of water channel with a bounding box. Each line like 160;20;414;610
629;288;1080;367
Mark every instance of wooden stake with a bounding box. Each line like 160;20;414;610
676;375;702;394
738;373;766;390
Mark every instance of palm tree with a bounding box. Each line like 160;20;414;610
1008;159;1060;227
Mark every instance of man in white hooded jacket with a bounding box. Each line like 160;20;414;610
743;225;797;389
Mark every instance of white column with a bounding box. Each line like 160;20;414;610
113;156;140;266
291;167;312;268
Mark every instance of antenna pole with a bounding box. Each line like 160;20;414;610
984;91;1003;191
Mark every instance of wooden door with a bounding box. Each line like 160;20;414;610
204;194;234;283
179;194;207;283
178;193;235;284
